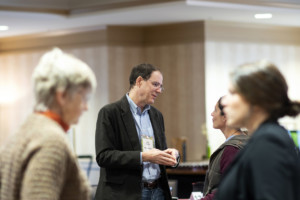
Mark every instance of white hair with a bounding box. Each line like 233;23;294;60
32;48;97;111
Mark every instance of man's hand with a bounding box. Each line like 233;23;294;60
142;148;177;166
164;148;179;167
164;148;179;159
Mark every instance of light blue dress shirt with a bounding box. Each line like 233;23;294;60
226;134;236;142
126;94;161;182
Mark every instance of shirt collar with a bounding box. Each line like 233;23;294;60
126;93;150;115
37;110;70;132
226;134;236;142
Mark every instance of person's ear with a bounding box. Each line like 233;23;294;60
55;90;67;106
136;76;144;87
222;115;227;122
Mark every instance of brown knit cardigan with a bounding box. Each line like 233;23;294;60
0;113;91;200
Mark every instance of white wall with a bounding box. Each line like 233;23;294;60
0;51;42;146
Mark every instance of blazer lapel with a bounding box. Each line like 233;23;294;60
120;96;141;151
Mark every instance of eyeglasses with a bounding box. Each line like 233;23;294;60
148;80;164;91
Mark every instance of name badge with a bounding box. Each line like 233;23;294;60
141;135;154;152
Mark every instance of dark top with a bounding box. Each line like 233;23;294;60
220;146;240;173
215;120;300;200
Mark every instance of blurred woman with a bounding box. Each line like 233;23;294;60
201;97;248;200
216;61;300;200
0;48;97;200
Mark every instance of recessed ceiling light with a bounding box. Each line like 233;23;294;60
0;25;9;31
254;13;272;19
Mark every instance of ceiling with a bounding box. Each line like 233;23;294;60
0;0;300;38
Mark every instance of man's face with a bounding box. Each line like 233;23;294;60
141;71;163;105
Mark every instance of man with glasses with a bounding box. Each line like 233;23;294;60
94;63;179;200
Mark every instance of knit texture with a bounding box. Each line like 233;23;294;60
0;113;91;200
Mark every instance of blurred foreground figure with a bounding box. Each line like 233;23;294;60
216;61;300;200
0;48;97;200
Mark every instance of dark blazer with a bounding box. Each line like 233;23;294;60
215;120;300;200
94;95;172;200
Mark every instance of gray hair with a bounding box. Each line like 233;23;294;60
32;48;97;111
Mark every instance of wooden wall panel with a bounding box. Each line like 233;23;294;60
106;26;145;102
64;46;109;155
145;43;206;161
0;51;43;146
107;45;145;102
0;22;207;161
144;21;206;161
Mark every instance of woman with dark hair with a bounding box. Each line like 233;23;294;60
216;61;300;200
201;97;248;200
